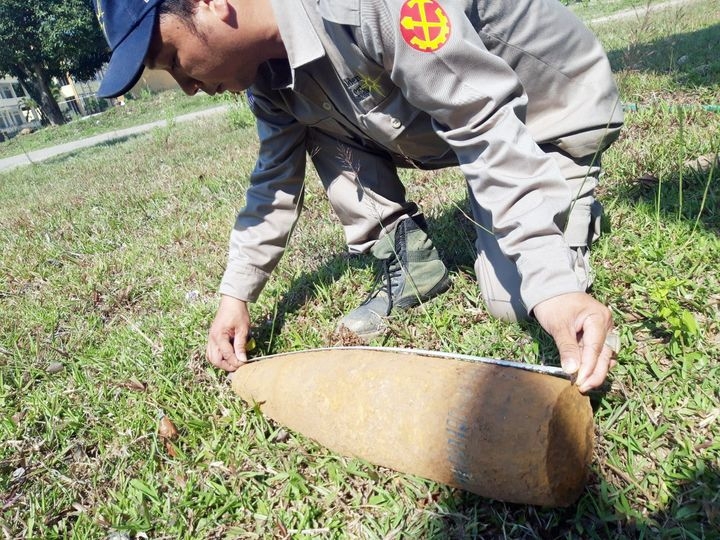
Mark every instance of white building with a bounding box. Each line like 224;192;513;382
0;77;40;138
0;68;179;139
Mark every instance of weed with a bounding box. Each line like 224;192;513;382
223;92;256;129
647;277;701;353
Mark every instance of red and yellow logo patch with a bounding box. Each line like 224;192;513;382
400;0;451;52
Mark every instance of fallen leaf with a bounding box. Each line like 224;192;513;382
164;440;178;458
158;414;179;440
698;408;720;429
2;493;22;511
684;153;719;172
46;362;64;374
636;173;659;187
172;472;188;489
121;379;147;392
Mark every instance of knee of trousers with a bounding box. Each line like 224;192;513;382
474;252;530;323
566;197;604;248
473;247;594;323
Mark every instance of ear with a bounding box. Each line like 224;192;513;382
205;0;232;21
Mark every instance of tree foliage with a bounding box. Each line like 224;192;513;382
0;0;109;125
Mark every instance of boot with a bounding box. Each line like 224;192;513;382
338;214;451;340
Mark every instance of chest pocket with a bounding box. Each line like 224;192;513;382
303;63;447;161
280;71;369;142
311;35;422;145
357;86;421;143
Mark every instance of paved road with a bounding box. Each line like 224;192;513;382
0;105;228;173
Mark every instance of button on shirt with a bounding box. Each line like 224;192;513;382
220;0;622;311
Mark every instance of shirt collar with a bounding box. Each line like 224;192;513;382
270;0;326;70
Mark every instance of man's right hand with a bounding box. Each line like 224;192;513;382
206;295;251;372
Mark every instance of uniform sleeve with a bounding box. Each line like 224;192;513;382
357;0;584;312
219;91;308;302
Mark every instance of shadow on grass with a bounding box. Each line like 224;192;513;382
249;201;478;355
619;155;718;235
607;23;720;90
248;251;373;354
424;461;720;538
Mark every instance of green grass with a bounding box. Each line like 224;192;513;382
1;3;720;539
0;89;223;160
567;0;703;23
591;0;720;105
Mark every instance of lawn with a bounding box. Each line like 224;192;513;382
567;0;702;22
1;1;719;539
0;90;224;161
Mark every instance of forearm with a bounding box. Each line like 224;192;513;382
220;175;305;301
220;90;309;301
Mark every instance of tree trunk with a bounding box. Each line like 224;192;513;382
31;61;65;126
16;79;47;125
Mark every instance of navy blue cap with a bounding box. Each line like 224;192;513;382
95;0;164;98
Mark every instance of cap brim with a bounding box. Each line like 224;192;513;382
97;9;157;98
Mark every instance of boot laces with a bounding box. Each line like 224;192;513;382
362;255;404;316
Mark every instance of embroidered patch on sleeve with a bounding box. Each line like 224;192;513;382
400;0;451;52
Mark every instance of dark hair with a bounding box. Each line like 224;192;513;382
158;0;197;20
158;0;202;36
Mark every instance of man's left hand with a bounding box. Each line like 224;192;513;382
533;292;617;393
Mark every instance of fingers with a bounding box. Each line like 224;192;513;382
578;344;614;393
533;292;617;393
575;317;614;392
206;296;251;372
206;331;248;372
556;324;615;393
555;332;581;377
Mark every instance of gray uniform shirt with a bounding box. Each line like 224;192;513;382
220;0;622;311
